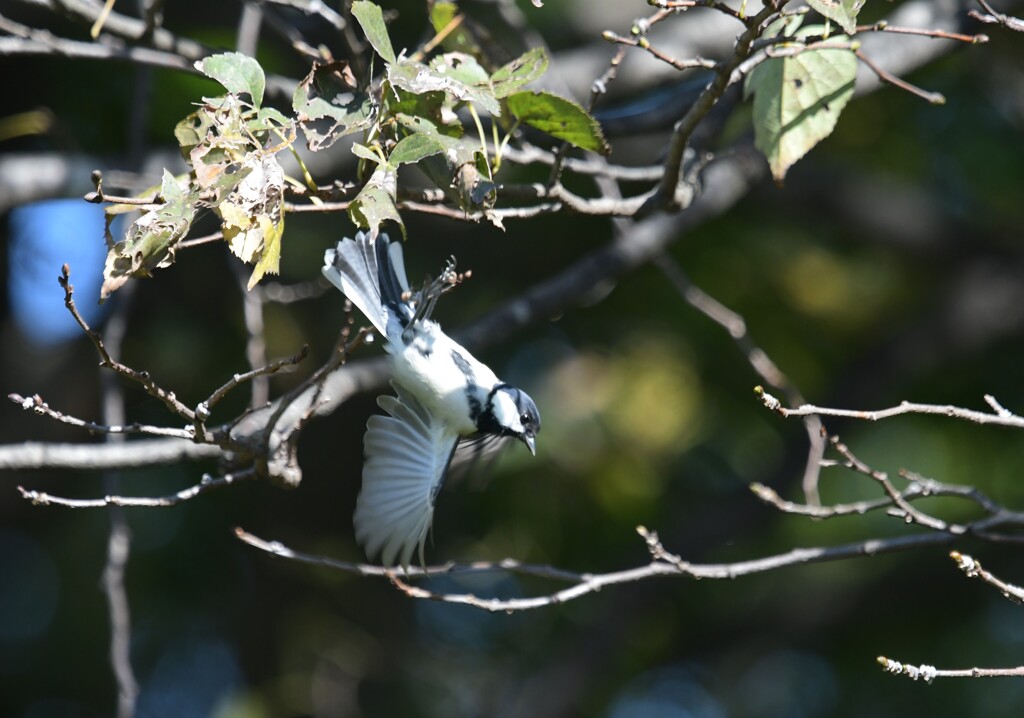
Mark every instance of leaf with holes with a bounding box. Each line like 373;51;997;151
388;58;500;116
745;39;856;181
506;90;609;154
218;153;286;288
293;60;377;151
490;47;548;98
101;170;197;300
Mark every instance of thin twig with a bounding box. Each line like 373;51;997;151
950;551;1024;604
878;657;1024;681
198;345;309;419
58;264;196;422
969;0;1024;32
855;22;988;44
18;470;258;508
239;525;961;613
8;393;194;439
855;49;946;105
602;30;717;72
758;390;1024;429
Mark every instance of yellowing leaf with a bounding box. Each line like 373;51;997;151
247;213;284;289
218;154;286;287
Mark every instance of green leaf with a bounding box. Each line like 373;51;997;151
745;43;857;181
101;170;197;300
195;52;266;107
349;163;403;237
506;90;609;154
806;0;865;34
389;58;500;116
293;60;377;151
390;133;445;166
351;142;384;164
490;47;549;98
430;52;489;86
387;88;462;136
351;1;396;64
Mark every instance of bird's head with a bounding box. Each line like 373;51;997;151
482;384;541;455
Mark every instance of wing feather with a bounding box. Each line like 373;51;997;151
354;384;459;567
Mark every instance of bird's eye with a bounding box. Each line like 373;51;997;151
520;413;531;425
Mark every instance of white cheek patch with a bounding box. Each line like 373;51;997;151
491;390;524;433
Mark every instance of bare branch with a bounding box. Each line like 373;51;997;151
8;393;193;440
758;390;1024;429
238;525;961;613
18;469;258;508
970;0;1024;32
199;345;309;419
855;49;946;105
950;551;1024;604
878;656;1024;681
58;264;196;422
0;439;222;470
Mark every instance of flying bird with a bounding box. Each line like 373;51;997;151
323;232;541;567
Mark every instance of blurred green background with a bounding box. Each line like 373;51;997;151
3;1;1024;716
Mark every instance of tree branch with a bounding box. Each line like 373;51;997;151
237;525;961;613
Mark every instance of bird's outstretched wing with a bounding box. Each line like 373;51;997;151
354;383;459;567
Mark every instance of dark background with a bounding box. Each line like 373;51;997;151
3;1;1024;716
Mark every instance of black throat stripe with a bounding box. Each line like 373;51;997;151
450;349;482;421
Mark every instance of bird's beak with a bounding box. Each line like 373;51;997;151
522;434;536;456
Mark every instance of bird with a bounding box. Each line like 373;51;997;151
322;231;541;567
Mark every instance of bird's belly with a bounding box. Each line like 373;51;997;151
390;341;483;435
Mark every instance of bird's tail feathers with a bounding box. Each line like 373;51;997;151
322;231;410;335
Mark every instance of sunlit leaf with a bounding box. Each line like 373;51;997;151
745;39;856;181
506;90;609;154
351;0;396;64
430;52;489;86
806;0;865;34
218;153;286;288
195;52;266;107
351;142;384;164
389;59;500;116
293;60;377;150
349;163;403;237
490;47;548;98
247;213;285;289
